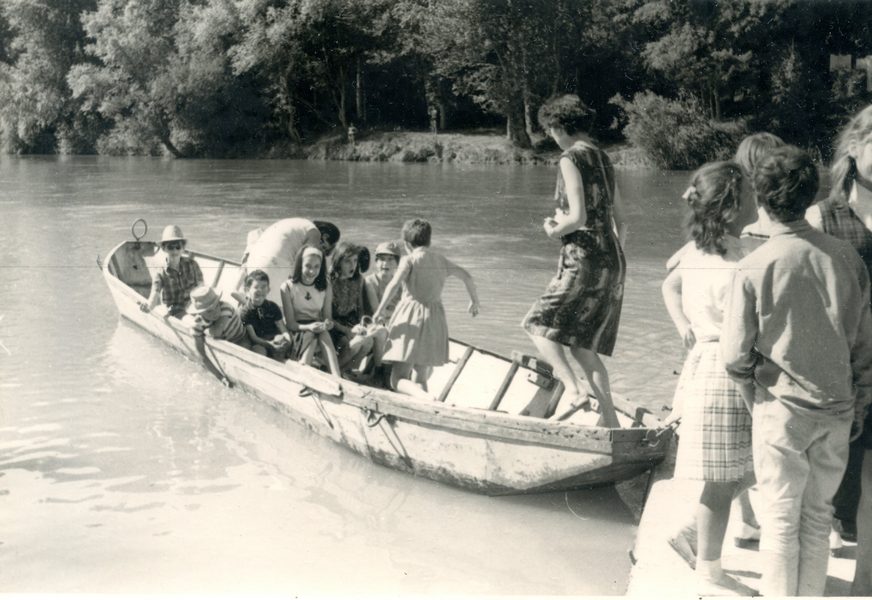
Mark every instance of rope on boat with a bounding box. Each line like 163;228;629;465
361;407;413;470
642;417;680;448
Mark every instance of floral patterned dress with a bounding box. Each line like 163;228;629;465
522;142;626;355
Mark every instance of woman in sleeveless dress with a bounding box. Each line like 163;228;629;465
521;95;627;427
806;105;872;595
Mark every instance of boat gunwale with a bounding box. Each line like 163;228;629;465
102;240;670;459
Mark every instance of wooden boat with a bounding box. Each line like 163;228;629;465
100;225;672;495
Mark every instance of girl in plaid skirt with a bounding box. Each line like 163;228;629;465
661;161;758;593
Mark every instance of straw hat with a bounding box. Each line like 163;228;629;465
186;286;222;314
160;224;187;244
374;240;404;258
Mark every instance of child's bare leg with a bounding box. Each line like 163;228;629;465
389;362;436;401
371;328;388;366
318;331;341;376
411;365;433;391
298;332;317;365
568;345;620;428
344;335;374;371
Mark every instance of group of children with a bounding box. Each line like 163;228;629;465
141;218;480;400
662;128;872;596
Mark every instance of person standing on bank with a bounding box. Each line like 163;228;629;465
521;95;627;428
806;104;872;594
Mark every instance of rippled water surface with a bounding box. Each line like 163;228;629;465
0;156;694;594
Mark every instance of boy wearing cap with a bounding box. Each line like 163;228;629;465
141;224;204;317
182;285;251;386
363;240;403;321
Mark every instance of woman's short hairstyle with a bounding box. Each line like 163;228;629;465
402;218;432;248
684;161;745;256
537;94;595;136
754;146;819;223
290;245;328;291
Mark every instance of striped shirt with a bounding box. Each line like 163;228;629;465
184;302;247;345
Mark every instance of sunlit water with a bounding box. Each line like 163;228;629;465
0;156;699;594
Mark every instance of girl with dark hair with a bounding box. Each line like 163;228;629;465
329;241;377;373
661;161;758;594
807;105;872;595
522;94;627;427
279;245;341;375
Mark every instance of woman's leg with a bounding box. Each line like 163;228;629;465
697;481;747;590
347;335;375;371
527;334;583;401
568;345;620;428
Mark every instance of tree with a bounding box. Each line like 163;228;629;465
70;0;268;156
0;0;97;153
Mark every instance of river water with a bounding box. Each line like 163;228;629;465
0;156;694;594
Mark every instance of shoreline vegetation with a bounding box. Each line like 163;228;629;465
7;2;872;170
284;130;656;169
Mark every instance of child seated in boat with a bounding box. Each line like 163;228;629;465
238;270;292;360
372;219;480;401
182;285;252;386
363;240;404;320
329;242;378;375
362;240;404;385
140;224;204;317
280;245;341;376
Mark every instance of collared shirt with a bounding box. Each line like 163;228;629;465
183;301;247;345
239;299;283;339
721;219;872;418
152;255;204;311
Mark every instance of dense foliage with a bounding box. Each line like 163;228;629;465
0;0;871;164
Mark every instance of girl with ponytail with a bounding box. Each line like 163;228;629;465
661;161;758;594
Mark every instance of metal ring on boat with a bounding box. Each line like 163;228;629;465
131;218;148;241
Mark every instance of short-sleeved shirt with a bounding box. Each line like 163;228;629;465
183;301;247;345
364;273;398;321
280;280;326;323
239;299;283;340
151;255;204;312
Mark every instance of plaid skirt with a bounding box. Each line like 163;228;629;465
673;340;753;482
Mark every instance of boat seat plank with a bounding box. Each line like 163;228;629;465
443;351;512;410
424;342;471;399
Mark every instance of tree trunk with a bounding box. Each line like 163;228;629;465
355;55;365;126
506;96;532;148
523;92;535;140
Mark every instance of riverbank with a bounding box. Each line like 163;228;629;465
285;130;656;169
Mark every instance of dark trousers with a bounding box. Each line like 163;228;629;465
833;435;866;527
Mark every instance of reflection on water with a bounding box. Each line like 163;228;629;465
0;157;703;593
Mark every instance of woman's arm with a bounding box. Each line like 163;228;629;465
805;203;823;230
445;258;480;316
547;157;587;237
661;268;694;348
373;258;411;321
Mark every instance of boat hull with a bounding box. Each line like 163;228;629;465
101;240;670;495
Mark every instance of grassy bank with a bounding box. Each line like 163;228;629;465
294;130;656;169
